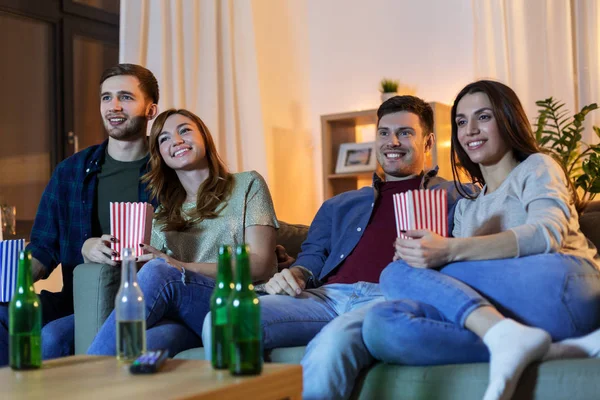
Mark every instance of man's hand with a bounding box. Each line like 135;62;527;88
30;257;47;282
264;266;308;296
394;230;453;269
275;245;295;271
81;234;118;266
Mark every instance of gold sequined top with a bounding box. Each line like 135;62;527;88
150;171;279;265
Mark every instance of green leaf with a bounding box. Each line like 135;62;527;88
535;98;600;202
590;180;600;193
542;130;560;137
582;161;591;175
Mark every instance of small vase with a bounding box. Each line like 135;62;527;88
380;92;397;103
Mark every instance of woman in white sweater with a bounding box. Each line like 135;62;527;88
362;80;600;400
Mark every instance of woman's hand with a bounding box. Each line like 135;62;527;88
394;230;453;269
137;243;184;272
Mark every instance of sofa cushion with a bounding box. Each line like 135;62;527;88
580;211;600;250
172;346;307;363
174;347;206;360
73;263;121;354
277;221;309;259
270;346;306;363
352;358;600;400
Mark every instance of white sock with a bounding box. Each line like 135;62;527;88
544;328;600;361
482;319;551;400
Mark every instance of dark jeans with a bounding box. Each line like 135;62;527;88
87;259;213;357
0;291;74;366
362;254;600;366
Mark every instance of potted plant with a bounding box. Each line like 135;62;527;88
379;78;399;103
534;98;600;212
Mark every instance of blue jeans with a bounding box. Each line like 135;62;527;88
203;282;383;400
0;291;75;366
363;254;600;366
87;259;213;356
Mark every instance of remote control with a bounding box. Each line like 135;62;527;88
129;350;169;374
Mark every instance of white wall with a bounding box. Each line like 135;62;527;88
252;0;316;225
304;0;475;206
120;0;476;225
254;0;475;222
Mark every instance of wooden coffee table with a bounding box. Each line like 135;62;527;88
0;355;302;399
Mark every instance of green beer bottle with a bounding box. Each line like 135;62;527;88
227;244;262;375
9;250;42;370
210;245;233;369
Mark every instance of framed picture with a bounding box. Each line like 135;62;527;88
335;142;377;174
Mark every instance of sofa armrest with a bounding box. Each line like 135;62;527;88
73;263;120;354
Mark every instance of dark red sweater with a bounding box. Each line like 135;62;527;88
325;177;422;284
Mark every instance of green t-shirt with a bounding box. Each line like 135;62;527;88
92;151;149;236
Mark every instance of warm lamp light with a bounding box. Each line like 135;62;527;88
439;140;452;149
355;124;377;142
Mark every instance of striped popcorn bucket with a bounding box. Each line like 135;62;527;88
0;239;25;302
110;202;155;261
393;189;448;239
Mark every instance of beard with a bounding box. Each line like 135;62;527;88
104;115;148;141
377;151;423;179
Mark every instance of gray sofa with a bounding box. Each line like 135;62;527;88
73;206;600;399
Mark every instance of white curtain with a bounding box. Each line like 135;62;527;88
473;0;600;144
119;0;269;177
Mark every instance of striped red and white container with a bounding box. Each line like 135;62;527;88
0;239;25;302
109;202;154;261
392;189;448;238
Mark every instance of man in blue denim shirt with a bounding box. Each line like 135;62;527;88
203;96;474;399
0;64;159;366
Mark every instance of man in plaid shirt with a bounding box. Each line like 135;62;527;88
0;64;159;365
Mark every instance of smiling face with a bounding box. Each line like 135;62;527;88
455;92;511;166
157;113;208;171
100;75;154;141
376;111;433;180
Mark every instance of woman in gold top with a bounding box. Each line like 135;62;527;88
88;109;279;356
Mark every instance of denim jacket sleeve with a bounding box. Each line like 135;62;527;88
291;200;333;282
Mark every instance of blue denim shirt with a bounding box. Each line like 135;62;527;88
293;168;475;285
26;140;157;307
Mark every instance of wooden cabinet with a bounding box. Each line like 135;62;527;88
320;102;452;200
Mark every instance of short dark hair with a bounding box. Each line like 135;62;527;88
377;95;434;135
99;63;159;104
450;80;540;197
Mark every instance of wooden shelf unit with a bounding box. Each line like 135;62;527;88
320;102;452;200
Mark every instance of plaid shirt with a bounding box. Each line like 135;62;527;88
26;140;156;308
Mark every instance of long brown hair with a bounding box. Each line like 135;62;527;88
142;109;234;231
450;80;542;199
450;80;579;209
